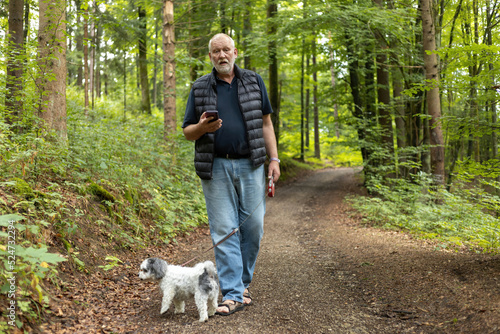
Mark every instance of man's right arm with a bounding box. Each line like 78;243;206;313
182;89;222;141
183;117;222;141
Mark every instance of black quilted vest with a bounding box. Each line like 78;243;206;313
192;65;267;180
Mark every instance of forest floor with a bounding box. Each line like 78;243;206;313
39;167;500;334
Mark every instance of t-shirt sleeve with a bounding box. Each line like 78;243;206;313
257;74;274;115
182;89;197;128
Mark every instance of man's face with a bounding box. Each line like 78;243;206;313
209;36;238;75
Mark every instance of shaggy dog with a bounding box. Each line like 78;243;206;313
138;258;219;322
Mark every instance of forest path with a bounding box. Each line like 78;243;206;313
44;167;500;333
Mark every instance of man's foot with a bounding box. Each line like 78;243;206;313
243;289;253;306
215;300;244;316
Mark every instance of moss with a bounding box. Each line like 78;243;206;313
10;178;35;199
87;181;116;202
124;186;139;205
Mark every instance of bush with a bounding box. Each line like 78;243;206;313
348;172;500;253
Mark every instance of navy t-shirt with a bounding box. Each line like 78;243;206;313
182;72;273;156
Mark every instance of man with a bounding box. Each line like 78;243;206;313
182;33;280;316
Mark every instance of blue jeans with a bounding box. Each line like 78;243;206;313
201;158;266;303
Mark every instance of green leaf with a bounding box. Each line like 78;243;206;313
14;245;66;264
0;214;25;226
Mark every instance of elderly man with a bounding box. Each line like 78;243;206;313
182;33;280;316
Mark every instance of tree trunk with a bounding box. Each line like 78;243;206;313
329;35;339;139
243;0;252;69
75;0;83;87
300;37;305;161
84;5;89;116
373;0;394;172
346;33;371;180
220;1;227;33
364;44;377;171
421;0;445;184
376;55;394;160
96;21;102;98
392;67;406;177
5;0;24;128
37;0;67;139
139;6;152;114
90;1;95;110
163;0;176;136
153;8;160;108
123;50;127;119
23;0;29;46
312;36;320;159
306;57;310;149
267;0;279;147
486;1;498;160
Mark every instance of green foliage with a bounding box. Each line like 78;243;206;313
65;87;208;242
0;214;66;327
348;172;500;253
0;88;209;327
7;178;35;199
99;255;124;271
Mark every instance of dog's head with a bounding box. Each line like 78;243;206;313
138;257;167;281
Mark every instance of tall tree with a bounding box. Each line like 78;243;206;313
83;4;89;116
312;34;319;159
242;0;252;69
75;0;83;87
373;0;394;171
163;0;176;135
421;0;445;184
37;0;67;139
138;5;152;114
153;8;160;108
267;0;279;146
300;36;305;161
486;1;499;159
5;0;24;127
89;1;96;110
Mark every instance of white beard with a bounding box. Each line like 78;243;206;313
213;60;234;75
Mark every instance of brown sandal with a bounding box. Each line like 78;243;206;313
215;301;244;316
243;290;253;306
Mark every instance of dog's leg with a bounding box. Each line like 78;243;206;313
207;293;218;317
160;288;175;315
195;292;209;322
173;297;186;314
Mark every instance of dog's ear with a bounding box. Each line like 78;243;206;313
149;258;167;279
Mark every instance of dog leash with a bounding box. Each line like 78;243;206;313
180;177;275;267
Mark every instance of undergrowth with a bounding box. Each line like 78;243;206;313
348;172;500;253
0;90;207;330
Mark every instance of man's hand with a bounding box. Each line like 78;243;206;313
268;160;281;183
183;112;222;141
262;114;280;183
200;112;222;133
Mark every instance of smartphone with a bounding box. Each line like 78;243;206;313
205;110;219;123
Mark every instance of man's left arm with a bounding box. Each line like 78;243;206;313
262;114;280;182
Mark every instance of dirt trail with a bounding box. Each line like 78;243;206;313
45;167;500;333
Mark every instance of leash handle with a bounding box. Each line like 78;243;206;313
267;176;275;197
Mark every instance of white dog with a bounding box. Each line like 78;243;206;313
138;258;219;322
